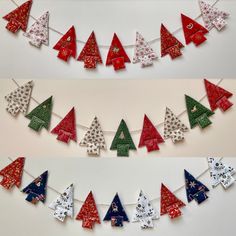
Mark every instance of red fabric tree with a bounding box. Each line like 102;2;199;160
53;26;77;62
78;31;102;69
139;114;164;152
181;14;208;46
3;0;32;33
51;107;77;143
76;191;100;229
161;24;184;59
160;183;185;219
106;33;130;71
204;79;233;112
0;157;25;189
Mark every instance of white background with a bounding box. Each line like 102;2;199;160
0;0;236;236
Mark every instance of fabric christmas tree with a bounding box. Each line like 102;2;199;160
185;95;214;129
139;114;164;152
80;117;106;156
53;26;77;62
2;0;32;33
160;183;185;219
184;169;209;204
49;184;74;222
103;193;129;227
204;79;233;112
76;191;100;229
132;190;159;229
26;96;53;132
208;158;235;189
5;80;33;116
22;170;48;204
0;157;25;190
23;11;49;48
163;107;188;143
106;33;130;71
110;119;136;157
199;0;229;31
132;32;158;67
161;24;184;59
51;107;77;143
181;14;208;46
77;31;102;69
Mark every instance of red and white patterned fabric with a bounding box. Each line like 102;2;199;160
199;0;229;31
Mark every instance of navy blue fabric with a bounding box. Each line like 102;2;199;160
22;171;48;204
103;193;129;226
184;169;209;204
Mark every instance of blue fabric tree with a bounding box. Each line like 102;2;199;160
103;193;129;227
22;171;48;204
184;170;209;204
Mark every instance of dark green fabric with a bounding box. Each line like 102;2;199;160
26;96;53;132
185;95;214;129
110;119;136;157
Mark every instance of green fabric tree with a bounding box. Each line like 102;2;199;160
185;95;214;129
25;96;53;132
110;119;136;157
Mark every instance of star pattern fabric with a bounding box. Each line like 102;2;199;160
5;80;33;116
51;107;77;143
0;157;25;190
2;0;32;33
184;169;209;204
80;117;106;156
181;14;208;46
133;32;158;67
110;119;136;157
49;184;74;222
103;193;129;227
160;184;185;219
132;190;159;229
185;95;214;129
139;114;164;152
53;26;77;62
22;171;48;204
163;107;188;143
24;11;49;48
26;96;53;132
76;191;100;229
78;31;102;69
106;33;130;70
204;79;233;112
199;0;229;31
208;158;235;189
161;24;184;59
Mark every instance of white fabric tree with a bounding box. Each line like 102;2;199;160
132;190;159;229
24;11;49;47
163;107;188;143
80;117;106;156
133;32;158;67
5;80;33;116
49;184;74;222
208;158;235;189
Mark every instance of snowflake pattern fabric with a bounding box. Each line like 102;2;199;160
5;80;33;116
164;107;188;143
208;158;235;189
133;32;158;67
132;190;159;229
80;117;106;156
49;184;74;222
24;11;49;48
199;0;229;31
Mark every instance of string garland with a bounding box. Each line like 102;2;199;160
11;78;224;135
9;0;221;48
7;156;223;206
